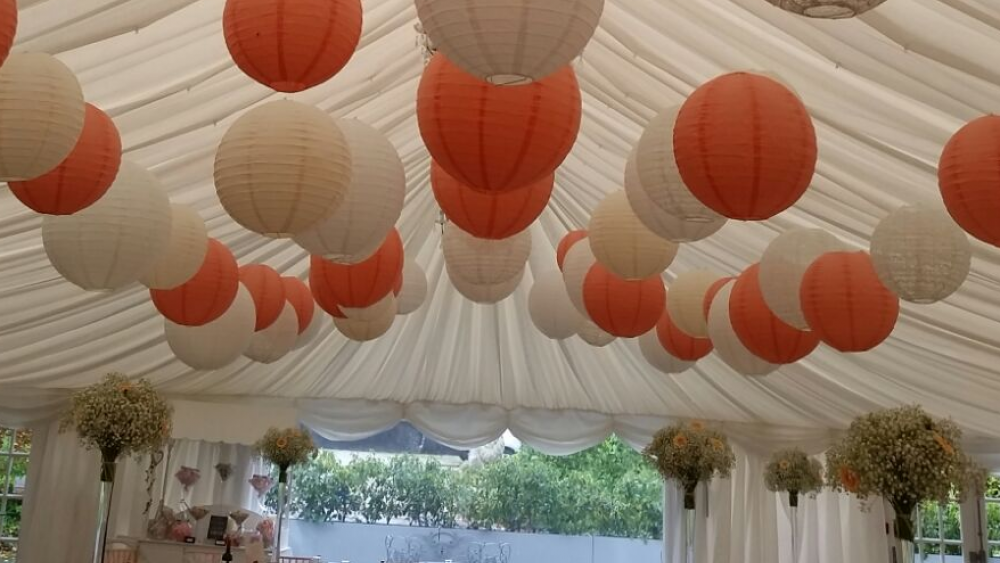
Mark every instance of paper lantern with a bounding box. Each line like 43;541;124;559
707;282;778;376
294;119;405;263
414;0;603;83
418;53;581;192
293;310;325;350
557;230;588;271
139;205;209;290
561;238;597;316
443;223;532;286
244;303;299;364
309;275;346;319
239;265;287;331
8;104;121;215
223;0;362;92
166;284;256;370
939;115;1000;247
703;277;734;321
667;271;723;338
674;72;817;220
638;329;693;375
310;229;405;308
655;306;713;362
759;228;845;329
0;1;14;69
215;100;352;237
432;161;553;240
529;271;585;340
635;107;728;226
583;264;666;338
729;264;820;364
578;321;615;347
589;190;678;280
764;0;888;18
334;299;397;341
397;261;428;315
342;293;397;322
151;239;241;327
450;267;524;304
800;251;900;352
42;162;172;291
281;277;316;334
0;53;85;182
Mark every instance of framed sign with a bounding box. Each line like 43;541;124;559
207;515;229;541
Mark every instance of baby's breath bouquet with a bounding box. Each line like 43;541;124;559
643;421;736;510
765;449;824;507
254;427;316;483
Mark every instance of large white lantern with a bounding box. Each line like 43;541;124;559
293;309;326;350
589;190;678;280
529;271;584;340
764;0;888;18
449;266;524;304
294;119;405;263
707;282;778;376
443;223;531;286
42;161;172;291
759;228;845;330
244;302;299;364
637;330;693;375
561;239;597;316
414;0;605;84
578;320;615;347
667;270;724;338
342;293;397;322
214;100;352;238
335;299;397;341
166;284;256;370
870;204;971;304
140;204;209;290
0;53;86;181
397;260;428;315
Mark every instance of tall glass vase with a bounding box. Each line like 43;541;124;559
272;467;289;563
789;490;799;563
889;502;915;563
683;482;697;563
92;455;118;563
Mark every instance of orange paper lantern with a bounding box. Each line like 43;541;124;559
582;264;665;338
0;0;14;69
673;72;817;220
9;104;121;215
557;230;587;271
800;251;900;352
417;53;581;192
939;115;1000;247
239;265;287;331
309;276;346;319
729;263;819;364
151;239;240;327
281;277;315;334
223;0;363;92
310;229;404;308
702;276;735;321
655;305;713;362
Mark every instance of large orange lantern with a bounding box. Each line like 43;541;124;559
282;277;315;334
310;229;404;308
557;230;587;271
0;0;14;69
655;305;713;362
239;265;287;331
702;276;735;321
309;276;346;319
939;115;1000;247
582;264;665;338
729;264;819;364
151;239;240;327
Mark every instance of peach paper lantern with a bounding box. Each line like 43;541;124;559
397;261;429;315
557;230;588;271
335;297;397;341
578;320;615;347
655;306;713;362
282;277;316;334
223;0;362;92
560;238;596;316
166;283;257;370
239;265;287;331
140;204;209;290
707;282;778;376
529;271;585;340
729;264;820;364
151;239;240;327
673;72;817;220
244;302;299;364
583;264;665;338
667;270;723;338
310;229;405;308
759;228;845;330
589;190;678;280
443;223;532;286
449;267;524;304
638;329;693;375
939;115;1000;247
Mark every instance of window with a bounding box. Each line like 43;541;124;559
985;476;1000;561
915;497;963;562
0;428;30;563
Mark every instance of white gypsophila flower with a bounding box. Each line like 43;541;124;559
643;421;736;489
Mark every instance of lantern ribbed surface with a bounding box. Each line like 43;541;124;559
214;100;352;238
342;293;397;322
764;0;888;18
42;161;172;291
638;329;694;375
561;238;597;316
310;229;405;309
655;305;713;362
166;284;257;370
140;204;209;290
449;266;524;304
577;320;615;347
240;265;287;331
759;228;845;330
529;271;585;340
707;282;778;376
335;297;398;341
443;223;532;286
939;115;1000;247
729;264;820;364
310;271;346;318
589;190;678;280
557;230;588;271
397;261;428;315
151;239;241;327
667;270;723;338
282;277;316;334
244;302;299;364
583;264;666;338
0;0;15;69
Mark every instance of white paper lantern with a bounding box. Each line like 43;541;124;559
759;228;846;329
561;239;596;316
292;309;326;350
637;330;694;375
589;190;678;280
140;204;209;290
166;284;256;370
443;223;531;286
334;299;397;341
0;53;86;181
397;261;429;315
342;293;397;322
707;282;778;376
215;100;352;238
870;204;971;304
244;302;299;364
450;266;524;304
294;119;405;263
578;320;615;347
667;270;724;338
764;0;888;18
414;0;605;84
529;271;585;339
42;161;172;291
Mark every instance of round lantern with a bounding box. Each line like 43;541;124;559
42;162;172;291
432;161;553;240
282;277;316;334
655;306;713;362
8;104;121;215
140;205;209;290
418;53;581;192
294;119;405;263
939;115;1000;247
870;205;971;303
240;265;287;331
529;271;585;340
151;239;241;327
166;284;256;370
414;0;604;84
764;0;888;18
0;1;14;69
703;277;734;321
443;223;532;286
729;264;820;364
557;230;588;271
310;229;405;308
244;303;299;364
342;293;397;322
638;329;694;375
561;238;597;316
214;100;352;238
293;310;325;350
583;264;666;338
800;251;900;352
0;53;85;182
589;190;678;280
334;298;397;341
223;0;363;92
667;270;723;338
759;228;845;329
707;282;778;376
397;261;429;315
578;320;615;347
673;72;817;220
309;274;346;319
449;266;524;304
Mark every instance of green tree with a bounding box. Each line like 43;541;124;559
349;456;392;524
284;452;358;522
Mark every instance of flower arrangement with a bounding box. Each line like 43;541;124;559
764;449;824;507
825;405;983;542
175;466;201;492
249;474;275;497
254;427;317;482
643;421;736;509
215;462;234;482
256;518;275;549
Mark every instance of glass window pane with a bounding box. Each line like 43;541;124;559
2;498;22;540
942;503;962;542
12;431;29;455
990;502;1000;542
0;540;17;563
920;503;941;539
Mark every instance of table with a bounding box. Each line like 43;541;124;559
136;539;250;563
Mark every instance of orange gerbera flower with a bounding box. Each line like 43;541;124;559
276;437;289;449
839;466;860;493
933;432;955;456
779;460;790;471
673;434;689;448
119;382;133;394
711;438;725;452
689;420;705;431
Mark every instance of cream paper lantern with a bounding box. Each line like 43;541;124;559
529;271;585;340
334;298;397;341
414;0;605;84
589;190;678;280
140;204;209;290
214;100;352;238
244;302;299;364
166;284;256;370
668;270;724;338
870;204;971;304
294;119;405;263
759;228;846;329
765;0;888;18
707;282;778;376
449;266;524;304
342;293;397;322
637;330;694;375
443;223;531;286
0;53;86;181
578;320;615;347
397;261;429;315
293;308;326;350
561;238;597;316
635;107;726;224
42;161;172;291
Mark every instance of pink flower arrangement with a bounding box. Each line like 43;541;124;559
256;519;275;548
249;474;274;497
169;521;193;542
175;466;201;492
